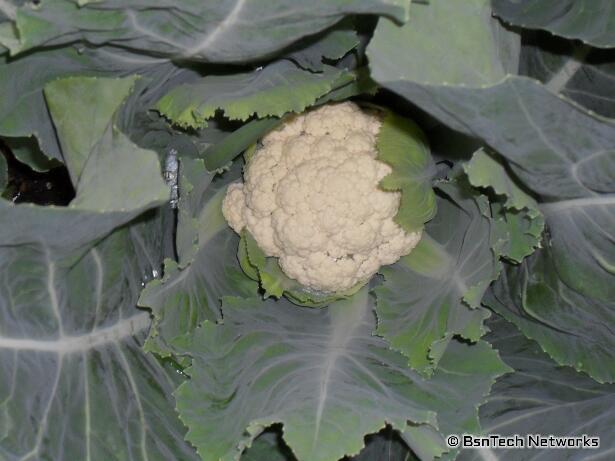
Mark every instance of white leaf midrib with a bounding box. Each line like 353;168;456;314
185;0;247;57
0;312;150;353
541;194;615;212
45;248;64;337
124;0;248;58
546;45;591;94
116;343;150;461
18;355;63;461
312;292;369;446
91;248;104;329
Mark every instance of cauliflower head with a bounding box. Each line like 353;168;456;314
222;101;422;293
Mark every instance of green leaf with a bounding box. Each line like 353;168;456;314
493;0;615;49
203;117;282;172
486;247;615;384
457;316;615;460
368;0;515;88
241;230;363;308
287;22;359;72
139;160;258;357
156;61;343;128
41;75;170;211
385;77;615;204
69;126;169;211
388;79;615;382
0;130;194;460
492;204;544;264
374;180;500;374
240;343;511;461
174;289;438;461
464;148;539;216
44;75;139;183
367;0;615;383
2;137;60;172
541;194;615;303
10;0;409;61
0;222;198;461
467;78;615;303
464;149;544;263
314;67;379;104
377;110;437;232
174;157;215;265
201;68;375;172
405;338;512;461
172;288;508;461
455;80;615;316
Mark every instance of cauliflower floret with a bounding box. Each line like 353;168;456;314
222;183;246;233
221;101;423;293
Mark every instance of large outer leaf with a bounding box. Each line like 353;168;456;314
375;180;498;374
458;315;615;461
367;0;615;383
172;288;509;461
403;338;512;461
0;221;198;461
0;125;193;459
486;248;615;384
156;61;343;128
368;0;518;88
10;0;409;62
540;194;614;301
493;0;615;49
138;159;257;357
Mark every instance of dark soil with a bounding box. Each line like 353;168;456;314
1;141;74;206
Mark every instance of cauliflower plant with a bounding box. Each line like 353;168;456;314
222;101;422;293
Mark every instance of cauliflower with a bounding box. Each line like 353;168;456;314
222;101;422;293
